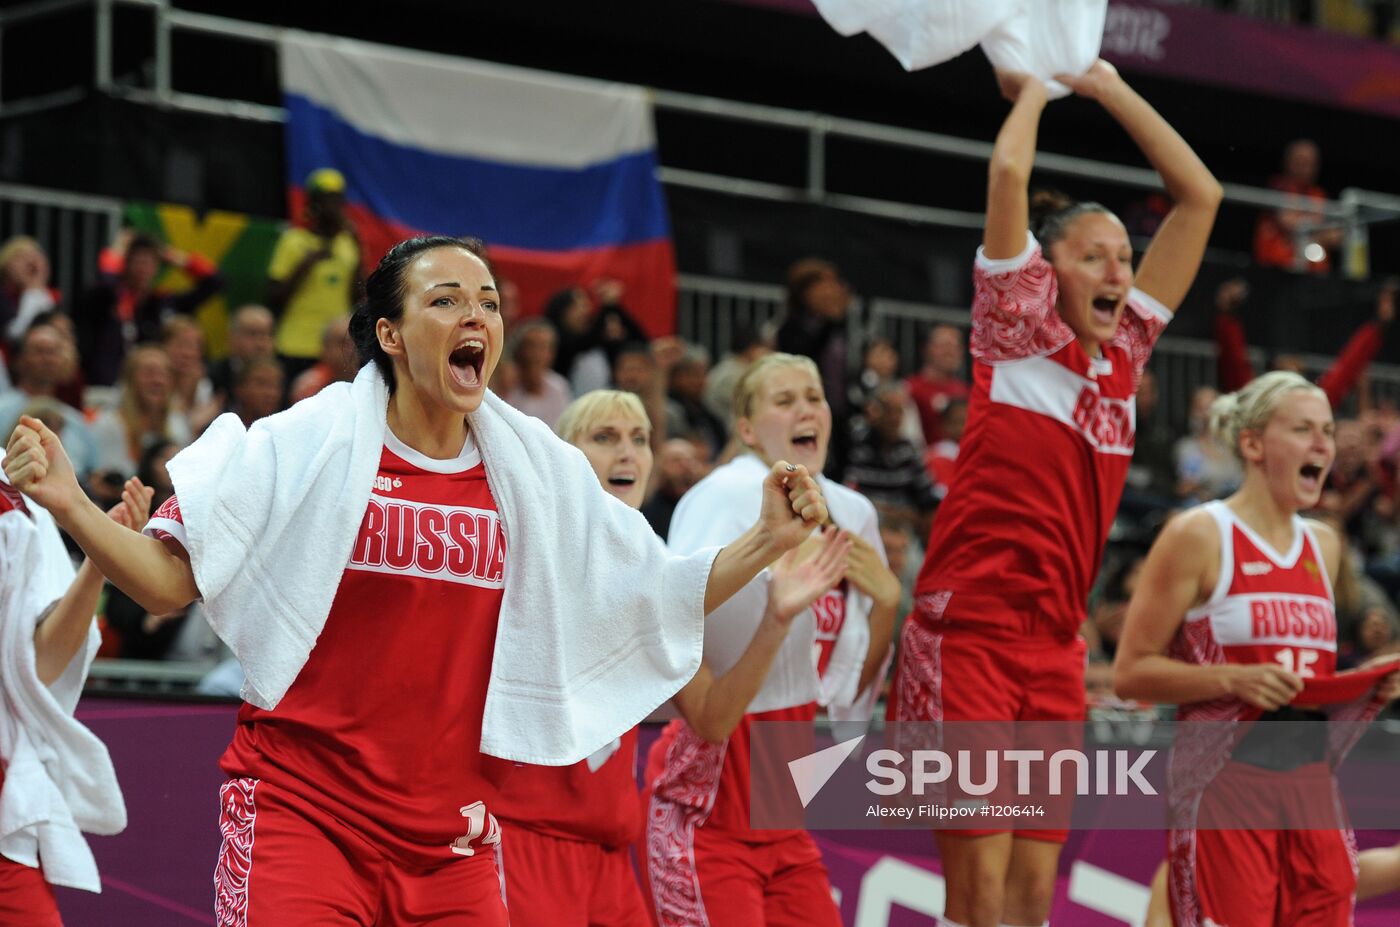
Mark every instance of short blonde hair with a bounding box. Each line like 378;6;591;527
1209;370;1328;459
0;236;39;276
731;352;823;423
555;389;650;445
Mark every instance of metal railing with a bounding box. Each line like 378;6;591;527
861;296;1246;429
0;171;1391;430
866;295;1400;424
86;657;214;695
4;0;1400;277
0;182;122;305
678;273;807;357
677;273;1400;429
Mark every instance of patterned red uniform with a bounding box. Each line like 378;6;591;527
641;586;847;927
484;729;649;927
147;432;509;926
1167;501;1368;927
891;237;1169;841
890;237;1168;841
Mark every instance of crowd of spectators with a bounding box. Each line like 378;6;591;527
0;171;366;671
3;155;1399;710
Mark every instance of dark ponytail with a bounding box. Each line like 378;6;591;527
1029;188;1113;249
349;235;493;392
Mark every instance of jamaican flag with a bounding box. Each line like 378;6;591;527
124;201;284;359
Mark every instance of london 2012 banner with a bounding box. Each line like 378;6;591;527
279;32;677;334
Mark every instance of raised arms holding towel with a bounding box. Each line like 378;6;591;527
987;60;1222;314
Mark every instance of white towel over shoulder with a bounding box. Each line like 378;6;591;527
668;454;889;717
0;460;126;893
167;364;715;766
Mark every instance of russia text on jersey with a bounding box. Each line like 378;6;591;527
1203;594;1338;650
349;495;506;588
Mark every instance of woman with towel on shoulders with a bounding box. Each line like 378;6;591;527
643;352;899;927
0;459;150;924
486;387;851;927
3;235;831;926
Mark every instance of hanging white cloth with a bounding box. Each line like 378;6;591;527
810;0;1013;72
981;0;1108;98
810;0;1107;98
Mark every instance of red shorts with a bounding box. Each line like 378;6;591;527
0;855;62;927
643;813;840;927
214;777;507;927
500;824;648;927
1169;763;1358;927
888;617;1087;842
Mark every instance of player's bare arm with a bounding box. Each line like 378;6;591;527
702;460;828;615
676;526;850;744
32;476;154;685
1116;507;1301;710
983;71;1048;260
6;416;200;616
1061;61;1223;313
843;532;900;694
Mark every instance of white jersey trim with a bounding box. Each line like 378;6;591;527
1300;520;1336;600
144;515;188;552
1186;501;1235;623
384;428;482;473
1130;287;1173;324
974;232;1039;275
1230;508;1306;569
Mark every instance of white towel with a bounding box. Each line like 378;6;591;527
811;0;1106;98
982;0;1108;99
812;0;1012;72
166;363;715;766
667;454;889;717
0;460;126;893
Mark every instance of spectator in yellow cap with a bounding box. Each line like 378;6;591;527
266;167;362;382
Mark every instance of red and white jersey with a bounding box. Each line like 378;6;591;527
1172;501;1337;722
484;726;642;849
0;478;29;521
645;585;846;838
914;236;1170;637
1165;503;1350;927
146;431;506;868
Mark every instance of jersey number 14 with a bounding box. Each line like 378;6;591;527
449;801;501;857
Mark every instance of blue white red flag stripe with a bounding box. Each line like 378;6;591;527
280;33;676;334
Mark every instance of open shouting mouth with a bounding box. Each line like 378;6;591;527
449;339;486;390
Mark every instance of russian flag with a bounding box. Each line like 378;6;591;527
279;33;676;335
